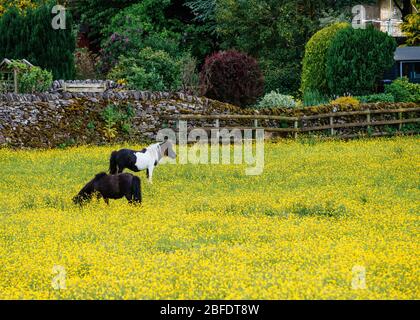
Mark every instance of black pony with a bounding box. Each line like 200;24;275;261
73;172;142;205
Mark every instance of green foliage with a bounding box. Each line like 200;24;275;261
100;103;134;141
0;3;75;79
98;1;184;74
215;0;316;95
71;0;139;48
86;121;95;131
74;48;99;80
303;90;330;107
181;1;219;62
256;91;297;109
180;54;200;95
326;26;397;96
400;1;420;46
291;202;347;218
401;13;420;46
9;60;52;93
385;77;420;103
101;105;119;141
108;47;182;92
95;0;218;78
301;22;350;96
356;93;395;103
326;27;397;95
215;0;373;96
185;0;216;23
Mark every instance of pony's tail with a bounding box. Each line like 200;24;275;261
132;176;142;204
109;151;118;174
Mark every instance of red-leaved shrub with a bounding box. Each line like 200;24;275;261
200;50;264;107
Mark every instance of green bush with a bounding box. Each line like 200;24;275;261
356;93;395;103
326;26;397;96
98;1;183;74
100;103;135;141
303;89;329;107
301;22;349;96
385;77;420;103
9;60;52;93
256;91;297;109
108;47;182;91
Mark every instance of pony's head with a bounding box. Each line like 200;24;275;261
160;140;176;159
73;173;107;205
72;188;93;206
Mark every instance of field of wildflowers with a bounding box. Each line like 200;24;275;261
0;137;418;299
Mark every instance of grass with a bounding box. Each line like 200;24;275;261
0;137;419;299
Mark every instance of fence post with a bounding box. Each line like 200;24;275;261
366;110;371;134
330;116;334;136
294;120;298;139
253;119;259;140
398;112;403;131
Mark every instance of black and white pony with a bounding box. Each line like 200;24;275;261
109;141;176;183
73;172;142;205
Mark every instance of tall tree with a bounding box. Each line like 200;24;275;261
400;0;419;45
215;0;375;95
0;2;75;79
70;0;139;51
393;0;415;19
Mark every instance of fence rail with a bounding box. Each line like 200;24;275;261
161;107;420;138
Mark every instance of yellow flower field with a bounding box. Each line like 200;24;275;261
0;137;419;299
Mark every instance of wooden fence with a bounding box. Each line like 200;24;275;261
162;107;420;139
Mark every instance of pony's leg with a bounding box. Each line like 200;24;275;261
125;187;133;204
147;166;154;184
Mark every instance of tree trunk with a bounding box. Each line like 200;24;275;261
393;0;413;19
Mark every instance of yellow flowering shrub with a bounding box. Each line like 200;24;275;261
330;96;360;107
0;137;418;299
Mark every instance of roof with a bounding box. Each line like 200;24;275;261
0;58;34;69
394;47;420;61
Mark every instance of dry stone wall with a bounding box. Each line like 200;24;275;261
0;90;418;148
0;91;240;148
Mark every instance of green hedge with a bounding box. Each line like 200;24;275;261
301;22;349;96
356;93;395;103
326;26;396;96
